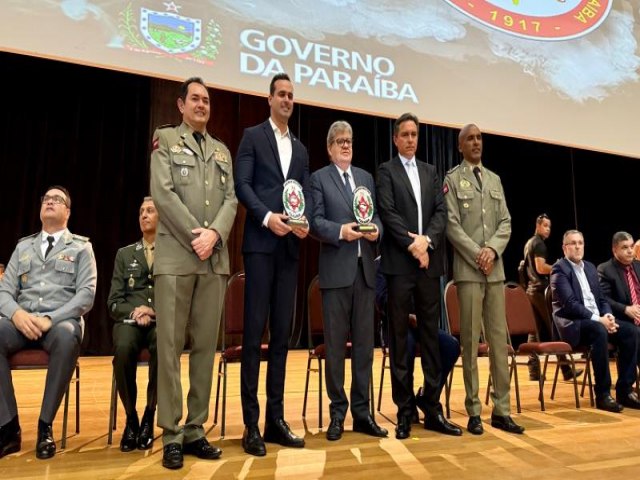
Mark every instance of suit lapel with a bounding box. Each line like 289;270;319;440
32;235;44;263
393;157;417;205
329;165;353;210
47;230;71;263
262;121;285;181
133;241;148;270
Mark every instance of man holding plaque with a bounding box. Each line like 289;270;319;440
235;73;310;456
309;121;386;441
377;113;461;439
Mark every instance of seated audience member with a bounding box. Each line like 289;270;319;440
598;231;640;368
375;257;460;423
107;196;158;451
633;239;640;261
551;230;639;412
0;186;97;459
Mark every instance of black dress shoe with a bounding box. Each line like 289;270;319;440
411;409;421;424
162;443;183;469
490;414;525;434
425;413;463;436
264;418;305;448
395;415;411;440
120;423;139;452
0;418;21;458
596;394;624;413
184;437;222;459
467;416;483;435
242;425;266;456
137;407;154;450
562;367;584;381
617;392;640;410
36;424;56;459
326;418;344;441
353;415;388;438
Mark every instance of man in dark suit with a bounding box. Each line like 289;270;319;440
235;73;310;456
107;196;158;452
598;231;640;371
551;229;639;412
309;120;386;441
377;112;461;439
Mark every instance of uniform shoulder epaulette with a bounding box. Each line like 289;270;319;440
157;124;176;130
446;164;461;175
17;232;38;243
72;234;90;243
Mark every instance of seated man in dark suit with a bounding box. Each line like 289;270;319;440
598;231;640;369
374;257;460;423
0;186;97;459
107;196;158;452
551;229;639;412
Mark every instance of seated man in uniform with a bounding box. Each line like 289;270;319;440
0;186;97;459
107;196;158;451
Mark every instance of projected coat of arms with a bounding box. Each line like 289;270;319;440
118;2;222;62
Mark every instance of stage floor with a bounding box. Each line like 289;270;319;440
1;350;639;479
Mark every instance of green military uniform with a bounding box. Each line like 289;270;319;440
150;122;237;446
107;240;157;418
444;160;512;416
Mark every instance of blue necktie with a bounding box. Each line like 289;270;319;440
343;171;353;201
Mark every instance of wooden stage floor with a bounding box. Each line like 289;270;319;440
1;350;639;479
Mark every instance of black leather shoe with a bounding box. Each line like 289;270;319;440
0;418;21;458
425;413;463;436
264;418;305;448
120;423;139;452
411;409;421;424
137;408;154;450
326;418;344;441
162;443;183;469
617;392;640;410
490;414;525;434
242;425;266;456
184;437;222;459
36;424;56;459
395;415;411;440
596;394;624;413
467;416;483;435
562;367;584;381
353;415;388;438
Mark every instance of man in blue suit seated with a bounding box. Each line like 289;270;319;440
550;229;640;412
375;257;460;423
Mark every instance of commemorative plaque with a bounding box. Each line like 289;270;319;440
352;186;376;233
282;179;308;228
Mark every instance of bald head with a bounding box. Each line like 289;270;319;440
458;124;482;164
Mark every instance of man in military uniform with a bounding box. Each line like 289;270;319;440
107;196;158;452
444;124;524;435
150;77;237;469
0;186;97;459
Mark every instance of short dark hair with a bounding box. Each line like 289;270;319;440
179;77;206;101
536;213;550;225
45;185;71;208
269;73;291;95
393;112;419;136
612;231;633;247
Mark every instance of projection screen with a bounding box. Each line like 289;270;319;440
1;0;638;158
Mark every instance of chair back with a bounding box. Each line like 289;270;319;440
223;271;245;336
545;285;562;341
504;282;537;336
444;280;461;336
307;275;324;345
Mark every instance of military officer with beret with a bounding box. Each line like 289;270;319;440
444;124;524;435
0;186;97;459
150;76;237;469
107;196;158;452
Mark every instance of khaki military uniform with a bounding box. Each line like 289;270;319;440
150;122;237;445
444;160;512;416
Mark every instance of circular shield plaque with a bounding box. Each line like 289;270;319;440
282;179;306;221
353;186;374;226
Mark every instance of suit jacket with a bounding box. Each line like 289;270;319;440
150;122;238;276
0;229;96;327
551;257;612;347
107;240;155;322
444;160;511;283
376;156;446;277
235;119;310;258
598;258;640;322
309;164;382;289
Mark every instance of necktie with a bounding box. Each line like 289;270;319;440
343;171;353;201
473;166;483;189
145;245;154;269
626;265;639;305
193;131;205;155
45;236;55;258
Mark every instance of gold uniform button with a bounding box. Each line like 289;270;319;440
148;298;152;303
205;200;210;206
204;221;209;227
205;180;209;185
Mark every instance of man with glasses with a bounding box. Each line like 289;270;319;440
0;186;97;459
551;230;639;412
309;121;386;441
377;113;461;439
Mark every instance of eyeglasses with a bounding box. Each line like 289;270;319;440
334;138;353;148
41;194;68;206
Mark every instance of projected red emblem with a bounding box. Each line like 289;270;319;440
444;0;612;40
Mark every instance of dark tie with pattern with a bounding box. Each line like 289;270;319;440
45;235;55;258
626;265;639;305
473;166;483;189
343;171;353;201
